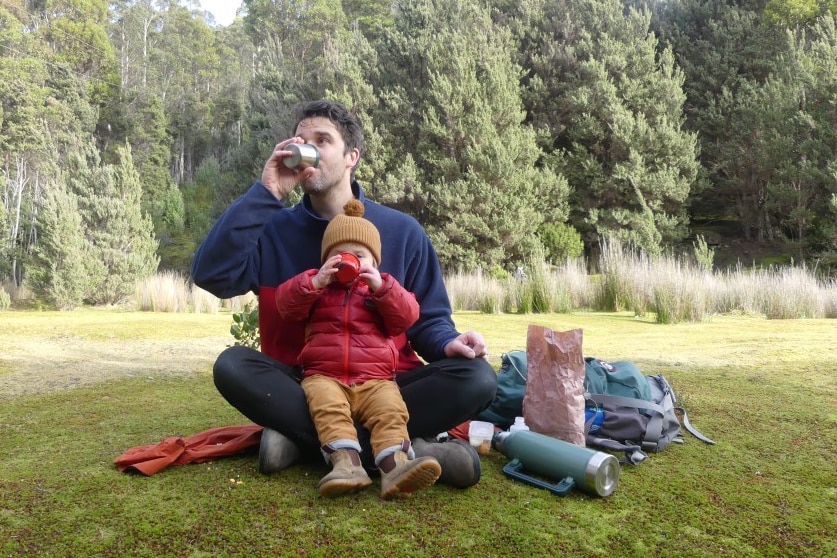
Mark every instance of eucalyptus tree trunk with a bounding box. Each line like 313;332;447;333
2;157;29;286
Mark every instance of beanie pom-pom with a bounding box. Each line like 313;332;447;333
344;199;365;218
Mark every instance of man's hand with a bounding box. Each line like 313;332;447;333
261;138;316;200
444;330;489;360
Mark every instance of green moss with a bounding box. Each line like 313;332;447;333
2;312;836;557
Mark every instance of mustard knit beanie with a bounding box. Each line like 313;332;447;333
321;199;382;264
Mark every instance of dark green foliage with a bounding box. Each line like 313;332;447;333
5;0;837;290
371;0;569;271
26;143;159;307
118;93;175;225
341;0;396;41
82;145;160;304
650;0;783;234
764;0;837;26
25;182;95;310
506;0;699;254
538;222;585;264
806;194;837;271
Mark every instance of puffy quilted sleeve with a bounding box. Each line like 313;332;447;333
372;273;420;336
274;269;321;322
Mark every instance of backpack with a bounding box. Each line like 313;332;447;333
583;358;714;464
478;352;714;464
475;350;527;429
583;358;650;400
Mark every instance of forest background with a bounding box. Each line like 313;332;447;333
3;0;837;310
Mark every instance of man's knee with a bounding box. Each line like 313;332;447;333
213;345;261;393
442;358;497;409
467;359;498;408
214;344;250;370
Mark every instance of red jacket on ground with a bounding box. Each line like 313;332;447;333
275;270;420;385
114;424;264;476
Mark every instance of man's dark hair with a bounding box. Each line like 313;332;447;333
293;100;365;176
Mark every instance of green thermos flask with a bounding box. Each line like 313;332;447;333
493;429;620;497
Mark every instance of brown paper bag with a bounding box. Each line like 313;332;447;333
523;325;586;446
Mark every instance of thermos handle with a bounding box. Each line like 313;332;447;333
502;459;575;496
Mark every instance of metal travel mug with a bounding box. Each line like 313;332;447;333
493;429;620;497
284;143;320;169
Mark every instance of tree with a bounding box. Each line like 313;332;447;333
207;23;252;166
696;16;837;246
538;222;585;263
242;0;349;148
1;2;97;286
108;1;254;276
777;18;837;250
61;143;159;305
39;0;122;153
85;145;160;304
372;0;569;270
764;0;837;27
121;92;175;224
706;81;782;241
26;182;95;310
342;0;395;41
509;0;699;255
152;5;219;184
648;0;784;227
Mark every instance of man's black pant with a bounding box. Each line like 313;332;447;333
213;345;498;465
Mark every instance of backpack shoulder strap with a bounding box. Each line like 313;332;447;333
503;350;527;381
677;406;716;444
653;374;716;445
586;435;648;465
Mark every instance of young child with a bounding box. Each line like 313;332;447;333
274;199;442;499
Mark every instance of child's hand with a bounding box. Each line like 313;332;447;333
358;264;382;292
311;255;342;290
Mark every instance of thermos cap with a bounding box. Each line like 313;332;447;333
285;143;320;169
585;451;620;497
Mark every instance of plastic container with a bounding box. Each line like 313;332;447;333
509;416;529;433
468;420;494;455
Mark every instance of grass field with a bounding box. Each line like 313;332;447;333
1;310;835;557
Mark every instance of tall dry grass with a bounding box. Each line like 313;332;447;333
446;258;592;315
134;271;255;314
134;270;190;312
83;242;837;323
824;279;837;318
446;240;837;323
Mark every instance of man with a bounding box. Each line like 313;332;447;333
191;100;497;488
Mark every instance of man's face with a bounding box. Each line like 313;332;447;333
294;117;358;195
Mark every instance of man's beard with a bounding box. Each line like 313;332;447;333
301;171;333;195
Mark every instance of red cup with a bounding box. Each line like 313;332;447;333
335;253;360;283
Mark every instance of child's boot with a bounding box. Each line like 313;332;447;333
318;448;373;497
379;444;442;500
